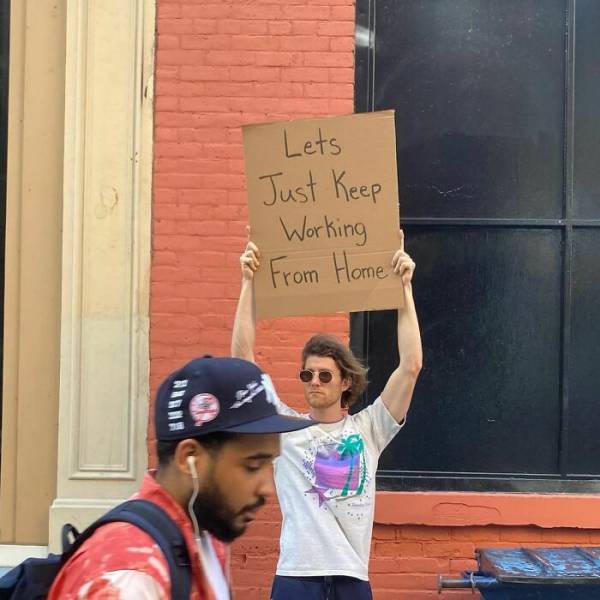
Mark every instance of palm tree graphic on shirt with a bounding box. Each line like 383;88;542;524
337;434;366;496
307;434;367;505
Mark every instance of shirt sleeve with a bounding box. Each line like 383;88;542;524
351;396;404;454
77;570;166;600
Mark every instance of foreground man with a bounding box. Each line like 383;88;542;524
232;231;423;600
49;356;314;600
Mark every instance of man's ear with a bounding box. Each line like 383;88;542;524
173;438;210;478
341;377;352;393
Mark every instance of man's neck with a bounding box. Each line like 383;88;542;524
155;467;189;510
309;404;344;423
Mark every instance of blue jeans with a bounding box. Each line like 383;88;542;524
271;575;373;600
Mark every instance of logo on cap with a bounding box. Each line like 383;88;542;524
231;379;264;409
189;393;220;426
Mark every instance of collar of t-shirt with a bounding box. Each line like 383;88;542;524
197;532;230;600
313;415;347;433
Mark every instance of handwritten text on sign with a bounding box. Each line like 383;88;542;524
242;111;402;319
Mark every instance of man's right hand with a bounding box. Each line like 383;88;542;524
240;241;260;281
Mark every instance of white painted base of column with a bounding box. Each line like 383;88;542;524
48;498;125;553
0;544;48;567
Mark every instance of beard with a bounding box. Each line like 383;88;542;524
305;389;340;410
191;476;265;543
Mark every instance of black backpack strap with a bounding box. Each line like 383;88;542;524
62;499;191;599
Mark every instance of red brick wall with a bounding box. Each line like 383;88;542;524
369;526;600;600
227;508;600;599
231;516;599;599
150;2;596;598
151;0;353;592
151;0;354;407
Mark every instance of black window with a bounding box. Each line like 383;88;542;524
353;0;600;492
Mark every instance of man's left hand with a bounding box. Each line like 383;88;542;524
391;229;416;286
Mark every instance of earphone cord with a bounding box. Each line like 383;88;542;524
188;473;201;541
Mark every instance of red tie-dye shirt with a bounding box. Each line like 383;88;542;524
48;473;228;600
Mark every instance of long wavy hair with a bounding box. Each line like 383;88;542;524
301;334;368;409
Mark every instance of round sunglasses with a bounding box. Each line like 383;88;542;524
299;369;333;384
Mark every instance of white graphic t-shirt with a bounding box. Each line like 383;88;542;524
274;397;402;581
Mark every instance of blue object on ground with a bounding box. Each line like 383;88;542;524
440;546;600;599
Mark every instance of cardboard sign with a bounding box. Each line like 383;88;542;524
242;110;402;319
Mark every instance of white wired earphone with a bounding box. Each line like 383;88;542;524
187;455;201;539
187;455;198;479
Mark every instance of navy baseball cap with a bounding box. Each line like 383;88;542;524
155;356;315;440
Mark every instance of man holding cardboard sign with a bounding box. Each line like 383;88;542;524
231;228;422;599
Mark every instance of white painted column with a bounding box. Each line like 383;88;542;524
49;0;155;551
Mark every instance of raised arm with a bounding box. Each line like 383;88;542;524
231;241;301;418
380;230;423;423
231;241;260;362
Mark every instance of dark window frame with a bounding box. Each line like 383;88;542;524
353;0;600;493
